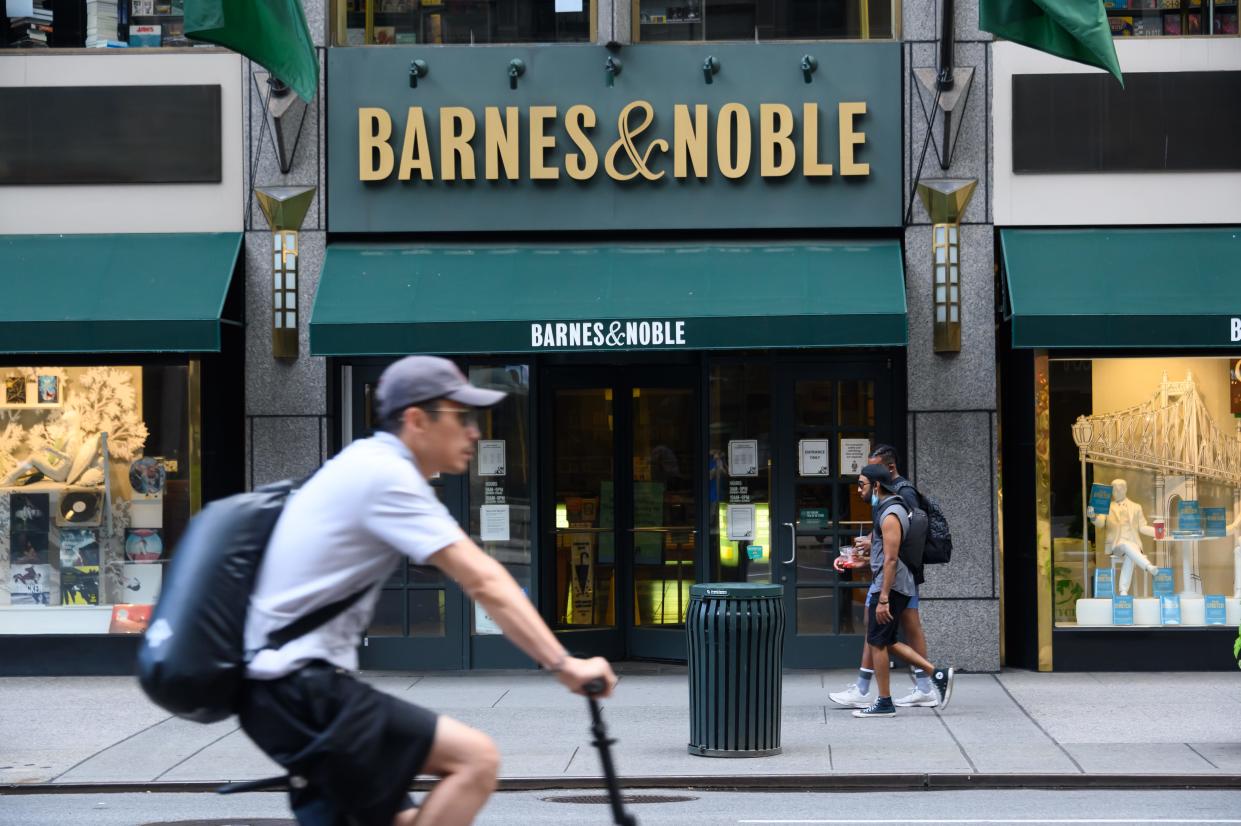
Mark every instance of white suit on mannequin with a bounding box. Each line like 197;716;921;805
1087;479;1158;596
1225;513;1241;599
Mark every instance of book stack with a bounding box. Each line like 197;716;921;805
85;0;120;46
27;0;54;45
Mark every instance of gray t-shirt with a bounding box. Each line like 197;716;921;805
868;495;918;598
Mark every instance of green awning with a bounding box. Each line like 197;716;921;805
310;242;906;356
0;233;242;353
1002;228;1241;349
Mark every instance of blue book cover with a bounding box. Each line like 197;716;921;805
1112;595;1134;625
1175;499;1202;536
1204;594;1227;625
1093;568;1115;599
1153;567;1175;596
1159;595;1181;625
1204;508;1227;537
1089;483;1113;516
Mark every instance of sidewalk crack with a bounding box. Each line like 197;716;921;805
1186;743;1220;769
828;743;834;771
933;709;977;773
991;673;1085;773
406;676;424;690
563;746;580;774
491;689;510;708
48;713;174;783
153;726;241;782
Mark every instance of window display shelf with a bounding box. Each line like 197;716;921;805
0;401;64;410
0;605;112;634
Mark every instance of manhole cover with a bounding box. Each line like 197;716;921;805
139;820;296;826
542;794;698;805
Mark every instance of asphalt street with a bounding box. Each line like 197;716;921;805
4;789;1241;826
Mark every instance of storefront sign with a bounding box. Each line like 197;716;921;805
531;320;686;349
726;504;756;541
479;504;510;542
328;43;901;232
1231;358;1241;413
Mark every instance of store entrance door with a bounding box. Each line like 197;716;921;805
772;362;891;668
349;364;469;670
542;366;699;661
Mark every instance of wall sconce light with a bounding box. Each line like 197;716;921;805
916;178;977;353
508;58;525;90
408;59;428;88
800;55;818;84
605;55;622;87
702;55;720;84
255;185;316;360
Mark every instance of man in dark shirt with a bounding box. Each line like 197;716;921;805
829;444;941;710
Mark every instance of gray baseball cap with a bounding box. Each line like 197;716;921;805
375;356;506;419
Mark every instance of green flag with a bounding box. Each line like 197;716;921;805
185;0;319;102
980;0;1123;86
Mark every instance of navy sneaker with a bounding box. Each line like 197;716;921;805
931;666;956;710
852;696;897;718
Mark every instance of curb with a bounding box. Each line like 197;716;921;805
5;774;1241;795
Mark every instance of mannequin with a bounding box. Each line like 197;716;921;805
1087;478;1158;596
1225;512;1241;599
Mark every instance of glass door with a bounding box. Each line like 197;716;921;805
543;366;699;661
773;363;891;668
349;363;468;670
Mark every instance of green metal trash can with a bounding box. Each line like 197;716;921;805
686;582;785;757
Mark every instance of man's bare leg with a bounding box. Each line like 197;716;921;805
901;609;928;659
887;640;934;674
404;716;500;826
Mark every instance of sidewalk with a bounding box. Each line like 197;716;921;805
4;668;1241;791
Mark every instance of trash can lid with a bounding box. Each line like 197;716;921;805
690;582;784;599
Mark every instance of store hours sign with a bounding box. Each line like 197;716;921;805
328;43;901;233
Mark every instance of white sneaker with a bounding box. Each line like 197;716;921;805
893;688;939;708
829;682;875;708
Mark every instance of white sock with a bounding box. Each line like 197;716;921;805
913;668;932;693
857;668;874;694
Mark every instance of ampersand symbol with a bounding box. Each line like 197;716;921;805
604;101;668;181
605;322;624;346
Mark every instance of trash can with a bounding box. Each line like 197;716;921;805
686;582;785;757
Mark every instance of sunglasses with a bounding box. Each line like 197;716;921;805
425;407;479;428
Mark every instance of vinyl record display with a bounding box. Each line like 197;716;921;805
56;491;103;527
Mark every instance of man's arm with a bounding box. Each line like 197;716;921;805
876;512;902;624
429;538;616;696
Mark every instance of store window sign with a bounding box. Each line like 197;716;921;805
531;320;687;349
357;100;871;184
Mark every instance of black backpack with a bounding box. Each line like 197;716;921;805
877;497;929;571
894;479;954;565
137;479;366;723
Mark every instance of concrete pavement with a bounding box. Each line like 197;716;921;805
3;668;1241;790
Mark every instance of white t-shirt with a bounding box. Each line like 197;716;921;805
244;431;465;679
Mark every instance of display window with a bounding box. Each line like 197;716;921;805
1105;0;1238;37
635;0;895;42
0;364;197;635
330;0;591;46
2;1;196;49
1045;356;1241;630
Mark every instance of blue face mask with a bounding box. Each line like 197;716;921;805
870;492;879;507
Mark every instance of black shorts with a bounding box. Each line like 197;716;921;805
865;591;913;648
238;661;439;826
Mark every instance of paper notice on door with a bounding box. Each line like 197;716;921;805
726;503;756;541
480;504;510;542
840;438;871;476
798;439;830;476
477;440;506;476
728;439;759;477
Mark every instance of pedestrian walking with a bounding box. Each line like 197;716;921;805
850;463;954;718
829;444;939;709
238;356;617;825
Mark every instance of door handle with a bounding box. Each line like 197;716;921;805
782;522;796;565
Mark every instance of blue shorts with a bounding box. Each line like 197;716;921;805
866;591;919;609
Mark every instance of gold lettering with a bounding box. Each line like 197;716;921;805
398;107;433;181
759;103;795;178
528;105;559;180
673;104;709;179
358;107;394;181
439;107;476;181
838;102;869;176
484;106;521;181
716;103;751;180
604;101;667;181
564;104;598;181
801;103;833;177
